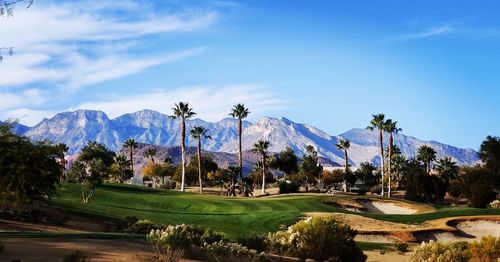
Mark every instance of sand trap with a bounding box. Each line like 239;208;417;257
457;220;500;238
355;234;396;243
361;200;417;215
415;219;500;242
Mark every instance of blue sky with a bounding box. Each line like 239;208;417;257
0;0;499;149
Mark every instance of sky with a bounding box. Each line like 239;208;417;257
0;0;499;150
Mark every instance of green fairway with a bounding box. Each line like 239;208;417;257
50;183;500;239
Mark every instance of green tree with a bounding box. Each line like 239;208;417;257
68;141;115;203
434;157;459;186
252;140;271;195
229;103;250;180
383;119;402;197
479;135;500;176
354;162;378;189
171;102;196;192
123;138;138;175
143;148;157;164
390;154;407;189
190;126;212;194
367;113;386;196
0;123;61;202
55;143;69;182
271;147;299;177
299;145;323;192
110;154;133;183
336;138;351;192
417;145;437;175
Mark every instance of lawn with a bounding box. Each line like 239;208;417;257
50;183;500;239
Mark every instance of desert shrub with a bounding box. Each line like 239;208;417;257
469;183;497;208
488;199;500;208
146;224;208;260
278;181;299;194
410;241;470;262
126;219;156;234
237;234;268;253
267;216;366;262
63;250;91;262
201;229;226;245
394;242;409;254
370;185;382;194
204;241;268;262
468;236;500;261
161;180;177;190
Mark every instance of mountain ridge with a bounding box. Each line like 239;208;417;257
5;109;480;167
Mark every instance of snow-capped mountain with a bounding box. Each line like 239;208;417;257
7;109;480;166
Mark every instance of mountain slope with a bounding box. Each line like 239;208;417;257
8;109;480;166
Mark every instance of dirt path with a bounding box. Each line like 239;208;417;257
1;238;152;262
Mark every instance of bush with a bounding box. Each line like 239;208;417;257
204;241;268;262
126;219;156;234
370;185;382;194
237;234;268;253
201;229;226;245
469;183;497;208
63;250;91;262
410;237;500;262
278;181;299;194
488;200;500;208
394;242;408;254
161;180;177;190
146;224;208;260
267;216;366;262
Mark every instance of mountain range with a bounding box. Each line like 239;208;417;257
4;109;480;167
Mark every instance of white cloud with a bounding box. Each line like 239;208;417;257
1;108;57;126
402;25;452;40
0;1;217;89
0;89;46;110
74;84;288;122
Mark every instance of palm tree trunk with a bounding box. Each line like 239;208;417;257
238;119;243;180
197;138;203;194
388;132;393;198
343;149;348;192
129;148;134;178
379;129;385;197
180;117;186;192
261;154;266;195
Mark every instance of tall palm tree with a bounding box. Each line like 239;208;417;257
336;138;351;192
383;119;402;198
367;113;386;196
252;140;270;195
144;148;157;164
191;126;212;194
434;157;459;185
123;138;138;176
55;143;69;182
417;145;437;175
229;104;250;180
171;102;196;192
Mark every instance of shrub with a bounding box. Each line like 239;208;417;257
410;241;470;262
126;219;156;234
267;216;366;262
370;185;382;194
468;236;500;261
237;234;268;253
204;241;268;262
278;181;300;194
63;250;91;262
201;229;226;245
394;242;408;254
469;183;497;208
161;180;177;190
146;224;207;260
488;200;500;208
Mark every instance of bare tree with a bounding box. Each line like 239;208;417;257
0;0;33;61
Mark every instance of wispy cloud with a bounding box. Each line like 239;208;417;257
402;25;452;40
0;1;217;90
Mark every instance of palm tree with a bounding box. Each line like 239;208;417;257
417;145;437;175
383;119;402;198
229;104;250;180
55;143;69;182
252;140;270;195
144;148;157;164
171;102;196;192
434;157;459;185
123;138;138;176
113;154;133;183
367;113;386;196
191;126;212;194
336;138;351;192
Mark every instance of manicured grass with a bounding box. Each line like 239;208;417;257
50;183;500;238
357;241;393;251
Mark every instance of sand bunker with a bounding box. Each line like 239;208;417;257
326;198;424;215
457;220;500;239
415;219;500;242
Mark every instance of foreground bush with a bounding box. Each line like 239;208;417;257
237;234;268;253
63;250;91;262
410;236;500;262
278;181;300;194
204;241;268;262
267;216;366;262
